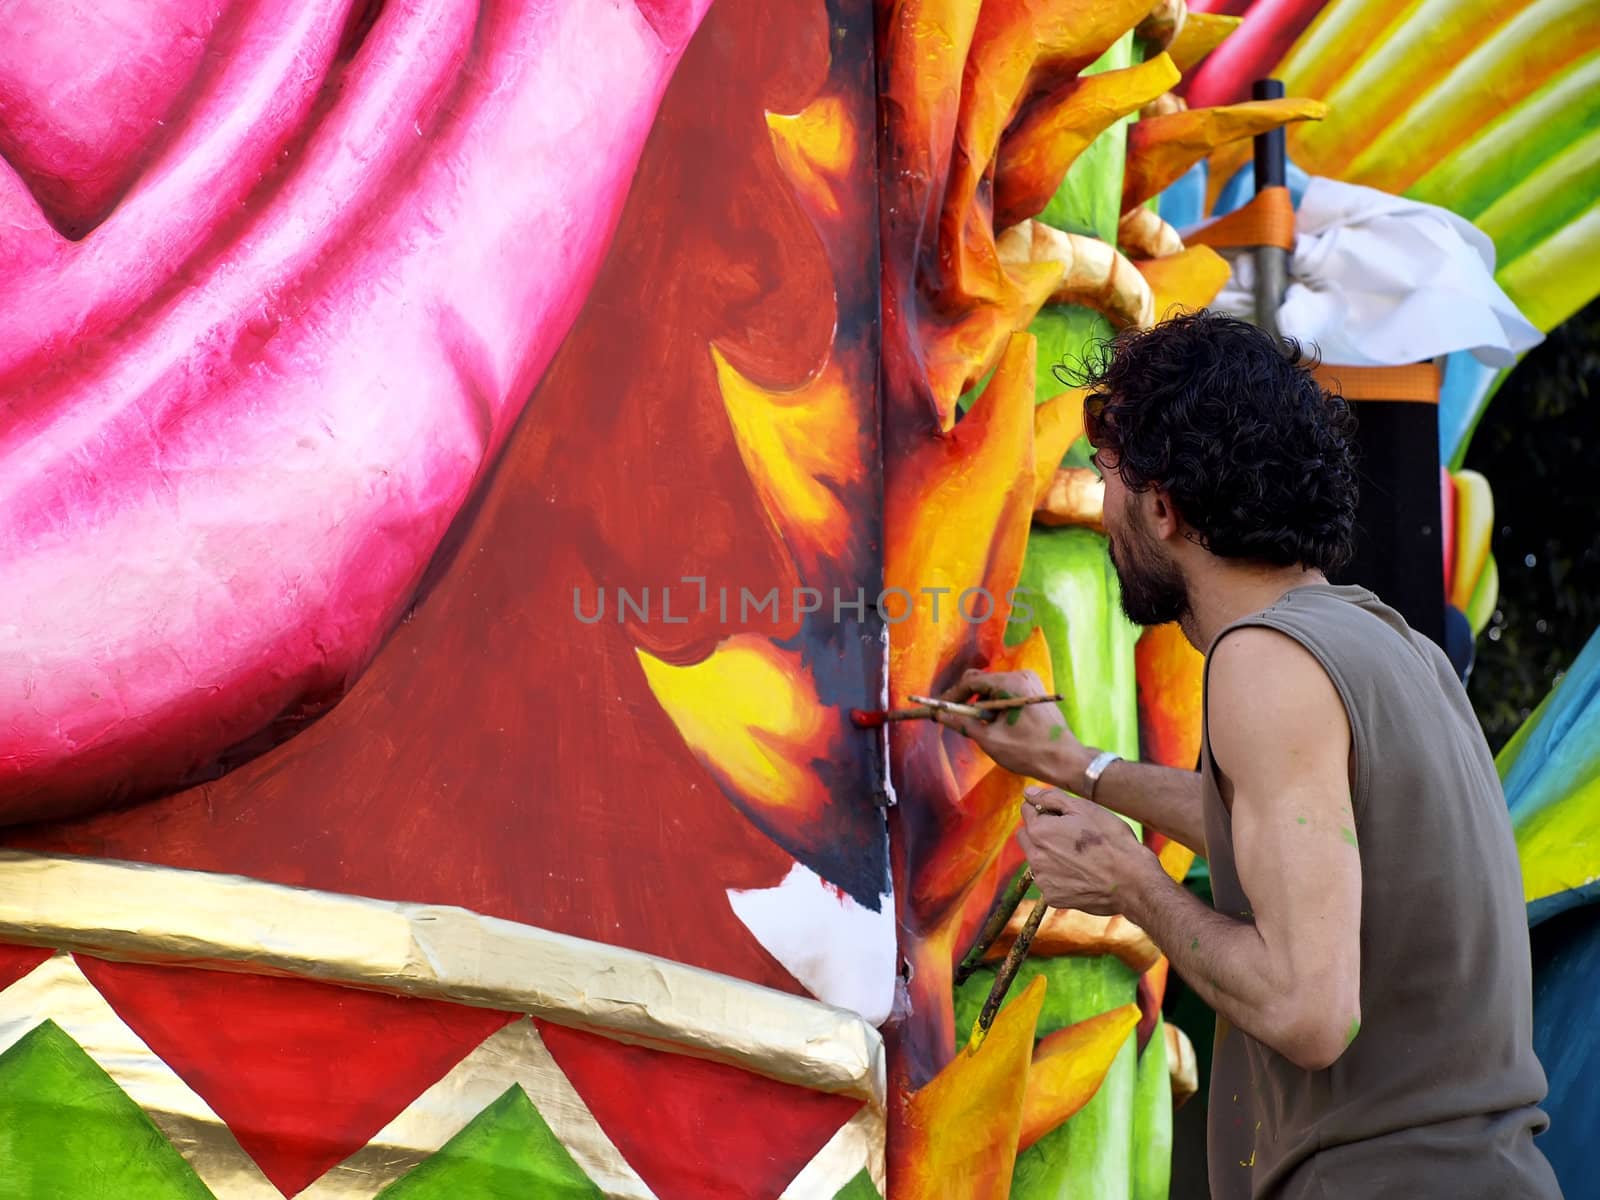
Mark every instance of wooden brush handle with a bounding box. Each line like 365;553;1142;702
972;693;1063;711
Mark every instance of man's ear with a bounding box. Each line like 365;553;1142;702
1146;486;1183;542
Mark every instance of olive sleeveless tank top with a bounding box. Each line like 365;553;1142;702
1201;584;1561;1199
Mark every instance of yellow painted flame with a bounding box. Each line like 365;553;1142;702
766;96;857;219
636;68;869;853
712;345;861;570
637;636;831;818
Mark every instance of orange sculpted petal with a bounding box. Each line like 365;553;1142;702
912;763;1024;929
880;0;984;232
1135;621;1204;771
894;975;1048;1200
878;0;986;438
925;0;1164;425
995;54;1180;229
1138;955;1172;1046
942;0;1056;303
1032;388;1088;506
1123;97;1329;211
1137;620;1203;886
924;260;1062;423
887;332;1037;702
1027;0;1163;80
1019;1003;1141;1150
1136;245;1233;322
1168;12;1242;76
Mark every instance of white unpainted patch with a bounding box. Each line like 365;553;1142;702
728;862;896;1026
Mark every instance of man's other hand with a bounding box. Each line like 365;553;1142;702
1018;785;1155;916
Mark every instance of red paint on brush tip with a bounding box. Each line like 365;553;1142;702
850;709;886;728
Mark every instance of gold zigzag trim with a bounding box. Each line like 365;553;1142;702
0;851;886;1108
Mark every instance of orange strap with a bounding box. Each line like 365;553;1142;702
1313;361;1441;404
1186;186;1295;252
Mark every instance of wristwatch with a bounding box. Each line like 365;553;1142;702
1082;750;1121;802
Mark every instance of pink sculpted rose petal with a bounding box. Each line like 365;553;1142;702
0;0;714;820
0;0;236;236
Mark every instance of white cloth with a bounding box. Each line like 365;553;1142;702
1205;176;1543;368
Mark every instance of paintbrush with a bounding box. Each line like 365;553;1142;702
954;865;1034;986
968;897;1049;1051
849;693;1063;728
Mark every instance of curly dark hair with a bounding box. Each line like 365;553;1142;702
1066;310;1360;572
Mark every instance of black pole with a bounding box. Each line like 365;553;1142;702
1253;79;1287;188
1250;79;1288;340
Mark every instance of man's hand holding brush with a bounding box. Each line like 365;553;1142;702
934;668;1178;924
934;667;1208;857
930;668;1085;787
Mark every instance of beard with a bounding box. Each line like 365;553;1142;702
1108;527;1189;627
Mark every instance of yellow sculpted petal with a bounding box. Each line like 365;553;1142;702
894;975;1048;1200
1136;245;1233;322
1169;12;1242;75
1124;98;1328;211
1019;1003;1141;1149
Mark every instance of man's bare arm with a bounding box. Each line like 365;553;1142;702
1154;627;1361;1067
936;667;1207;854
1052;745;1206;858
1019;628;1362;1070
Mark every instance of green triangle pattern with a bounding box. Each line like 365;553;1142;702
0;1020;215;1200
834;1167;884;1199
377;1084;603;1199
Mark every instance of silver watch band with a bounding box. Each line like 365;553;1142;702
1082;750;1121;801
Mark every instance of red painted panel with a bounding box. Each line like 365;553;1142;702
11;0;884;1000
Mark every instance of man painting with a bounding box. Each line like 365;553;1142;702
942;312;1561;1198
